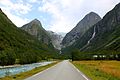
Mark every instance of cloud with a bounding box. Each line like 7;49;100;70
79;0;120;17
0;0;31;27
29;0;39;3
39;0;83;33
0;0;32;15
38;0;120;33
1;8;30;27
13;3;32;14
0;0;120;32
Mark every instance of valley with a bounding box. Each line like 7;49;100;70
61;3;120;61
0;1;120;80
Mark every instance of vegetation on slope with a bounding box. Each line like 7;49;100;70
0;9;58;65
61;3;120;60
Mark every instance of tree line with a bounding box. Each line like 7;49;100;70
70;49;120;61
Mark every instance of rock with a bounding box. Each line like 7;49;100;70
65;3;120;52
48;31;63;50
62;12;101;47
21;19;52;45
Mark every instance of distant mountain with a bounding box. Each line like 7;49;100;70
62;12;101;48
0;8;57;65
48;31;63;50
63;3;120;54
78;3;120;52
21;19;52;45
58;32;66;37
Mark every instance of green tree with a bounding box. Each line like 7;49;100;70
0;50;15;66
71;49;80;61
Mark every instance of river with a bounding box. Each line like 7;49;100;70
0;61;53;78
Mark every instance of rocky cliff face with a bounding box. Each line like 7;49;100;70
65;3;120;53
48;31;63;50
62;12;101;47
81;3;120;52
21;19;52;45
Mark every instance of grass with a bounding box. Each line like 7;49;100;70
72;61;120;80
0;61;58;80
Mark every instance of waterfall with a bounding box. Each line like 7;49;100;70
80;26;96;50
87;26;96;44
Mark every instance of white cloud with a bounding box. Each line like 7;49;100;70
39;0;120;33
29;0;39;3
0;0;31;27
0;0;32;15
80;0;120;17
1;8;30;27
0;0;120;32
13;3;32;14
39;0;83;32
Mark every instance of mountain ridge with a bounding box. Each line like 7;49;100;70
21;19;52;45
0;9;57;65
62;3;120;55
81;2;120;52
62;12;101;48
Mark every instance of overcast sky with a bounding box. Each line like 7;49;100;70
0;0;120;33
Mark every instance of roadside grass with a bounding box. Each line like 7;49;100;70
0;61;58;80
72;61;120;80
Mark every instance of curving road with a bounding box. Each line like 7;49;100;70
25;60;90;80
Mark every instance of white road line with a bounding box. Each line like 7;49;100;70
69;61;90;80
26;61;90;80
25;61;61;79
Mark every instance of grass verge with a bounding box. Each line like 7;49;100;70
72;61;120;80
0;61;58;80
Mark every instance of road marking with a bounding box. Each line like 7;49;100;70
26;61;61;79
69;61;90;80
26;60;90;80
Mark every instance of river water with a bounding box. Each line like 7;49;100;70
0;61;53;78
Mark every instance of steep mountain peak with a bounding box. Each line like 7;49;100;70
30;18;42;26
89;12;99;15
21;19;52;45
62;12;101;47
66;2;120;52
32;18;40;22
84;12;101;21
22;19;43;30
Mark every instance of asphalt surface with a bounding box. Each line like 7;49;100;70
25;60;90;80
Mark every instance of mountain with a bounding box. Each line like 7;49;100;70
62;12;101;48
58;32;66;37
79;3;120;52
21;19;52;45
48;31;63;50
0;8;57;65
63;3;120;54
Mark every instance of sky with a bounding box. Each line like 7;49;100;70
0;0;120;33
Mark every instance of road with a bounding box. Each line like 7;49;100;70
25;60;90;80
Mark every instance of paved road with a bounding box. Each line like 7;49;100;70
25;60;90;80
